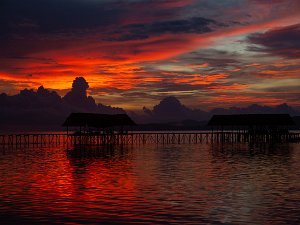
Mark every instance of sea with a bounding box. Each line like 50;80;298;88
0;136;300;224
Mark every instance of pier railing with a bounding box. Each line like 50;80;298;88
0;131;299;147
0;133;68;147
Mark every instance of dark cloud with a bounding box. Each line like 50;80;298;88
0;0;123;35
137;78;202;90
134;96;209;123
107;17;217;41
63;77;96;111
178;50;241;69
1;0;300;114
152;96;192;122
0;0;199;38
131;96;300;124
1;78;299;131
0;0;124;56
0;77;125;131
90;87;124;95
120;91;157;99
248;23;300;58
62;77;124;114
0;0;217;58
248;0;291;5
210;103;300;116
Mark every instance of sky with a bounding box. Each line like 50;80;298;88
0;0;300;111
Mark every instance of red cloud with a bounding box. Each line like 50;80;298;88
1;0;300;109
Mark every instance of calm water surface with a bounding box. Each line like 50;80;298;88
0;142;300;224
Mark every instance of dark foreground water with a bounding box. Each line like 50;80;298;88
0;142;300;224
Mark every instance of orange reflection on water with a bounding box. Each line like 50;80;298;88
0;143;299;224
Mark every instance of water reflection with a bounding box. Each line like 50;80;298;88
210;142;292;156
65;145;140;223
0;143;299;224
208;143;298;224
67;144;131;160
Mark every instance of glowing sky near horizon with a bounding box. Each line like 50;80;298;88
0;0;300;110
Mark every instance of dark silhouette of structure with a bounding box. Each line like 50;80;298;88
293;116;300;129
0;114;299;148
62;113;136;146
63;113;136;132
207;114;296;142
208;114;294;127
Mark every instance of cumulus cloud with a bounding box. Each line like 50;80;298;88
0;77;125;131
132;96;300;124
133;96;209;123
63;77;95;111
1;80;299;131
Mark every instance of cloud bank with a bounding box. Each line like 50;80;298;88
0;77;124;131
0;0;300;112
0;76;299;131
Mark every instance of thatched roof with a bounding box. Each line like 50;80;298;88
62;113;136;128
207;114;295;126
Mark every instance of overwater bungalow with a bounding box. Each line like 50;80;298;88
62;113;136;135
62;113;137;146
207;114;295;142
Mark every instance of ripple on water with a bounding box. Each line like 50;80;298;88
0;143;300;224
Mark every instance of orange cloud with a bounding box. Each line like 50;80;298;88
187;63;209;68
208;95;283;107
1;1;300;109
209;83;249;90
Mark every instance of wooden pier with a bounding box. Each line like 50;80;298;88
0;131;299;148
0;133;68;147
65;131;300;145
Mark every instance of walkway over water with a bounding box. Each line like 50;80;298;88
0;131;300;147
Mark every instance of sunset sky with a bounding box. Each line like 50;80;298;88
1;0;300;110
